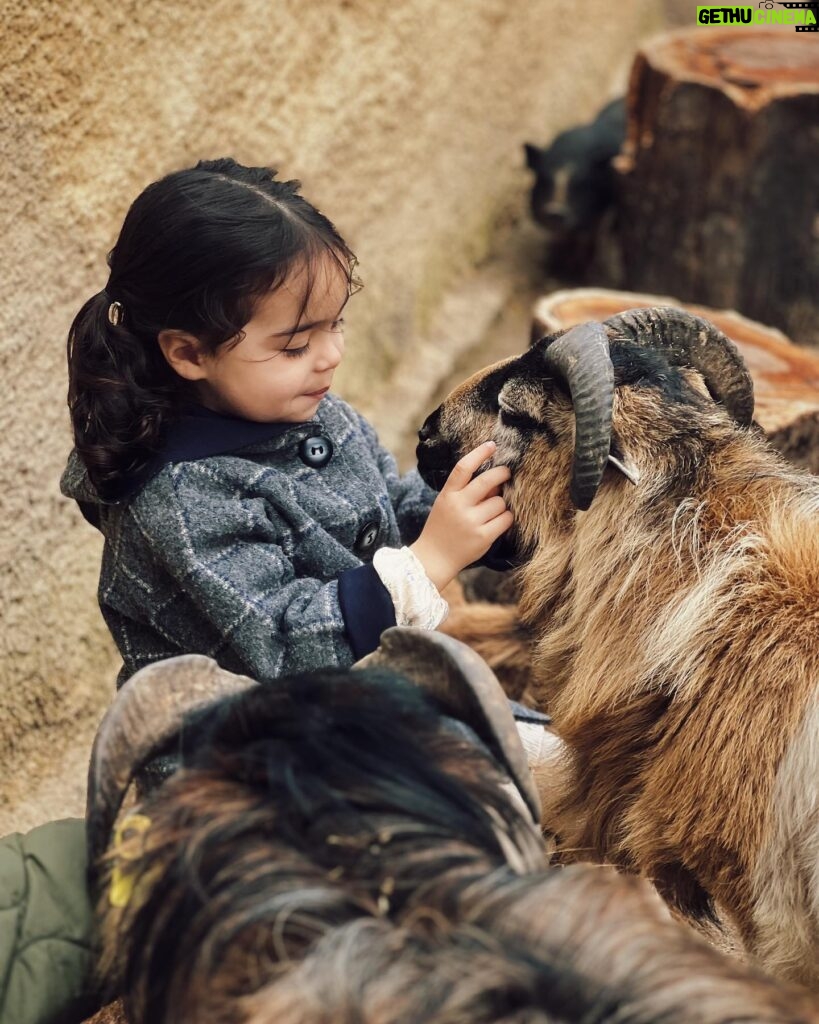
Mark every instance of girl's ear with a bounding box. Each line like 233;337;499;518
157;330;212;381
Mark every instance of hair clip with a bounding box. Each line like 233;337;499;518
108;301;125;326
109;812;152;908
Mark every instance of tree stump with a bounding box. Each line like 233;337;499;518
533;287;819;473
614;27;819;347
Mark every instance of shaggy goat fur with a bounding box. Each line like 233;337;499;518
91;668;819;1022
417;334;819;989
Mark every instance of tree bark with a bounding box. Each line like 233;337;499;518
614;27;819;346
533;287;819;473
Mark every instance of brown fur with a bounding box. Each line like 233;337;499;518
441;578;534;700
84;1005;127;1024
419;345;819;987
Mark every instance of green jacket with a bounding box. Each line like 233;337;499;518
0;819;96;1024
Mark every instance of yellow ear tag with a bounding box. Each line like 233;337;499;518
109;813;152;908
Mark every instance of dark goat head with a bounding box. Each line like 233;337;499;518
417;307;755;546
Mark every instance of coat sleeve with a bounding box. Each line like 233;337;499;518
0;819;98;1024
128;472;395;678
353;410;438;545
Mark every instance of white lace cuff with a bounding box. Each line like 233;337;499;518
373;546;449;630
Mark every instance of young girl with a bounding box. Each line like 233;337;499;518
61;158;514;687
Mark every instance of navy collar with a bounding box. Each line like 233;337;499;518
118;405;316;501
160;405;299;462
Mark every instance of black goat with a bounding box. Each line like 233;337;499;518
524;98;625;282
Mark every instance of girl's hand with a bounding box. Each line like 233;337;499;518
410;440;513;592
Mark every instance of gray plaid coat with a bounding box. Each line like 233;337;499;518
61;395;437;686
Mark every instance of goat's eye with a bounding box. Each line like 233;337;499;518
499;408;538;431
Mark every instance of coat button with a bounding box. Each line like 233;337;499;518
298;435;333;468
354;521;380;556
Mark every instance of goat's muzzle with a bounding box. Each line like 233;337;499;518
417;409;457;491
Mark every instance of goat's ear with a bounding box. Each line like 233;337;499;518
523;142;541;171
498;377;559;426
355;627;543;824
497;376;573;442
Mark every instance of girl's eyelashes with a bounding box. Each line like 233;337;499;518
281;319;345;357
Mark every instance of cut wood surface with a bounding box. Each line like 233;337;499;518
533;288;819;472
614;27;819;346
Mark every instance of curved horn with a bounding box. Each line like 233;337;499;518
603;306;754;427
86;654;257;869
356;627;542;824
541;321;614;511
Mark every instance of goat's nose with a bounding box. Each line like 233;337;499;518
543;201;570;219
418;409;441;443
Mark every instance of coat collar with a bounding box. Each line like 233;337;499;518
118;403;327;501
160;404;302;462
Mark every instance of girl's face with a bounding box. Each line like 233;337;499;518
194;255;349;423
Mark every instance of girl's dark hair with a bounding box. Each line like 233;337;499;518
67;158;359;500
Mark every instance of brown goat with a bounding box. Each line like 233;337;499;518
417;308;819;990
84;631;819;1022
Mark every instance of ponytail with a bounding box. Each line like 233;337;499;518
66;291;178;501
66;158;359;500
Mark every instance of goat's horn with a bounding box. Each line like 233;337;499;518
356;627;542;824
603;306;754;427
541;321;615;511
86;654;257;869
